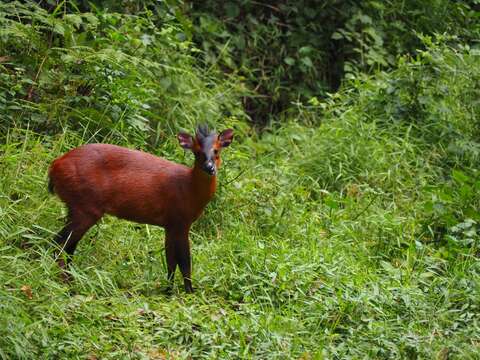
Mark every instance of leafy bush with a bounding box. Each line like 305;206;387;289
0;2;247;146
191;0;479;123
297;38;480;253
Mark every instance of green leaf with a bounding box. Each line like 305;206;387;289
359;14;372;24
324;196;339;209
159;77;172;90
331;32;343;40
53;22;65;36
65;14;82;29
301;56;313;67
225;2;240;18
299;46;313;55
140;34;152;46
452;170;470;184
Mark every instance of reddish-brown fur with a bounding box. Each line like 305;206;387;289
48;127;233;293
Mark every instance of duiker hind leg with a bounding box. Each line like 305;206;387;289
165;228;178;292
54;207;102;279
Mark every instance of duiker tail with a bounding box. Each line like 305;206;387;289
47;174;55;194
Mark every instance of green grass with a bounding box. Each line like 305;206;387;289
1;115;479;358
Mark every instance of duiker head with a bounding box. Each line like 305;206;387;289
178;124;234;176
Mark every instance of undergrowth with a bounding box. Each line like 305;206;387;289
0;2;247;145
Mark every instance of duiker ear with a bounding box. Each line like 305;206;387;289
178;132;194;150
218;129;234;148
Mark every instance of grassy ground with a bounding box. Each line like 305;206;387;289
1;124;479;358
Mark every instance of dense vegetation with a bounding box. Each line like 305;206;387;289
1;1;479;358
191;0;480;122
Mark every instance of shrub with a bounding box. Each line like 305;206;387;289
0;2;247;146
190;1;479;123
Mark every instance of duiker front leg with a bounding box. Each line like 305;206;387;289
166;225;193;293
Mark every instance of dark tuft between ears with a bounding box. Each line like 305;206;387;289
196;124;214;141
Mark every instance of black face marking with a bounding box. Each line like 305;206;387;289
195;124;218;175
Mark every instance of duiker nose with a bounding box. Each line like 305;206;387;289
204;161;216;175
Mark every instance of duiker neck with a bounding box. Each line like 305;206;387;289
191;162;217;204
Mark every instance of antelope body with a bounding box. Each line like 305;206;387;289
48;125;233;292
